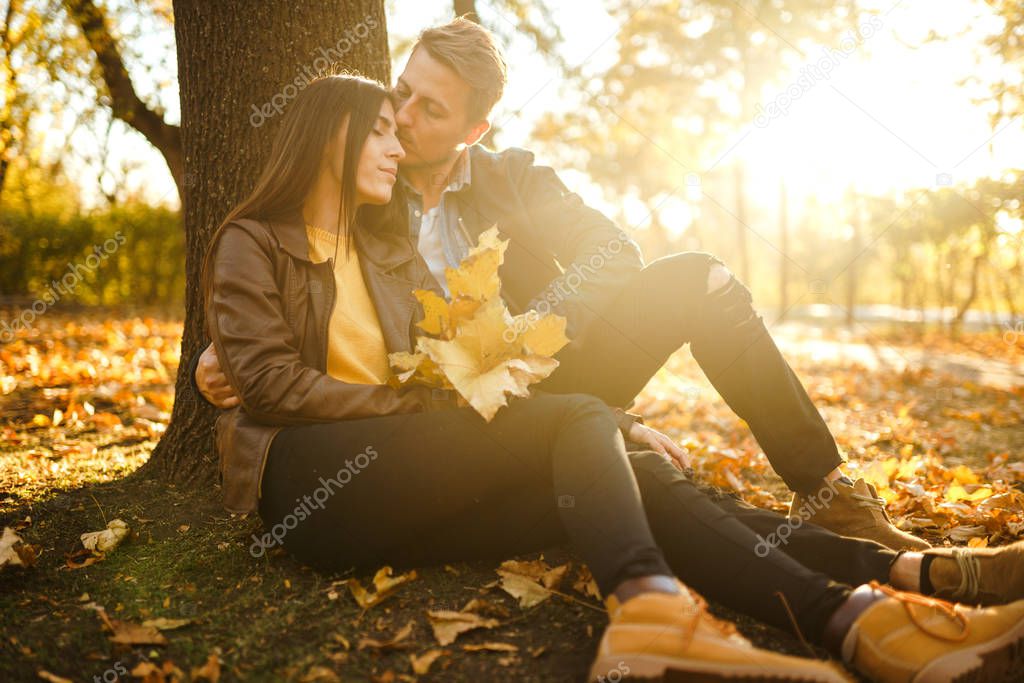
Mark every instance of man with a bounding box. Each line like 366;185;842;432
193;18;923;553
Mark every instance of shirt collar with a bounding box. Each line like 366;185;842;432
399;148;473;198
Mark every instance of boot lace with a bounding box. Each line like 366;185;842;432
851;491;886;510
950;547;981;602
852;483;895;523
867;579;970;642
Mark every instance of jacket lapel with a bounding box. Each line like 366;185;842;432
355;225;426;355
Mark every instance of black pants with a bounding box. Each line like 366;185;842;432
535;251;843;496
257;252;894;642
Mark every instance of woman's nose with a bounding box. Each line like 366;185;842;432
390;139;406;161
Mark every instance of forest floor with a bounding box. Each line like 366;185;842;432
2;310;1023;682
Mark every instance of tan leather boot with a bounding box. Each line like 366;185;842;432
589;578;853;682
926;540;1024;605
789;477;931;551
841;580;1024;682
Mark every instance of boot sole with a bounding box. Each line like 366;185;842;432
588;652;848;682
915;612;1024;682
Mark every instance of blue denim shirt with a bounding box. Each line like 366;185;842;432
399;150;473;298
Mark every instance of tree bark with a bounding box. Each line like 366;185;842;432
845;189;861;327
733;160;751;285
0;0;23;203
139;0;391;487
778;176;788;321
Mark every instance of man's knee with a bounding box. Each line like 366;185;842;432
641;251;727;293
635;251;758;330
706;262;733;294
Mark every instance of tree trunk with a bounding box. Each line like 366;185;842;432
733;160;750;284
952;252;986;336
778;176;788;321
845;190;861;327
140;0;391;487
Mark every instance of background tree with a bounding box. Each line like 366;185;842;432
979;0;1024;128
534;0;861;287
62;0;183;198
138;0;391;485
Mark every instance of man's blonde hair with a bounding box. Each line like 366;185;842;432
414;17;507;121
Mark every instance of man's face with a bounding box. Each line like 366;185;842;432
392;47;487;170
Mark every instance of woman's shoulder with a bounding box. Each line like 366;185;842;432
218;216;275;241
208;217;280;255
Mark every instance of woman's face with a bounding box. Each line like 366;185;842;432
354;99;405;206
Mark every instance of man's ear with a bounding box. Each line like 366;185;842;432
463;119;491;146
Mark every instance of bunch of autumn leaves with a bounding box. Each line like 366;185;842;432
388;227;569;421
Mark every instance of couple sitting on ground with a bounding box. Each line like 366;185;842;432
192;17;1024;683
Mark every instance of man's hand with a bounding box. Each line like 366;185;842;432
196;343;240;409
627;422;692;470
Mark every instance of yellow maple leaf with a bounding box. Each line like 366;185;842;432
414;290;450;336
519;314;569;356
389;226;569;421
387;351;450;390
445;228;508;302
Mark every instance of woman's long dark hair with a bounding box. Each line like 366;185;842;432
220;73;389;257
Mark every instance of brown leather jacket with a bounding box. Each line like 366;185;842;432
202;213;447;514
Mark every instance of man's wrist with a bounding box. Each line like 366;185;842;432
611;406;644;440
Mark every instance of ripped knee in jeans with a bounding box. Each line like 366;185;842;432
701;257;760;331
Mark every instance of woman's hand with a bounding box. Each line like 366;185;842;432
626;422;692;470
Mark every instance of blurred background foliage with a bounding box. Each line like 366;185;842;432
0;0;1021;330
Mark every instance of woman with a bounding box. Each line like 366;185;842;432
202;74;1024;683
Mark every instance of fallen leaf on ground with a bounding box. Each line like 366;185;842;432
358;619;415;651
36;671;73;683
81;518;129;553
64;548;101;569
461;597;510;618
462;642;518;653
141;617;192;631
130;660;186;683
298;666;340;683
1;526;39;568
190;652;220;682
496;571;551;609
98;608;168;646
426;609;500;646
347;566;417;610
409;649;447;675
495;556;569;608
573;566;601;600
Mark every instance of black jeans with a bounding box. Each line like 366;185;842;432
257;252;893;642
535;251;844;496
